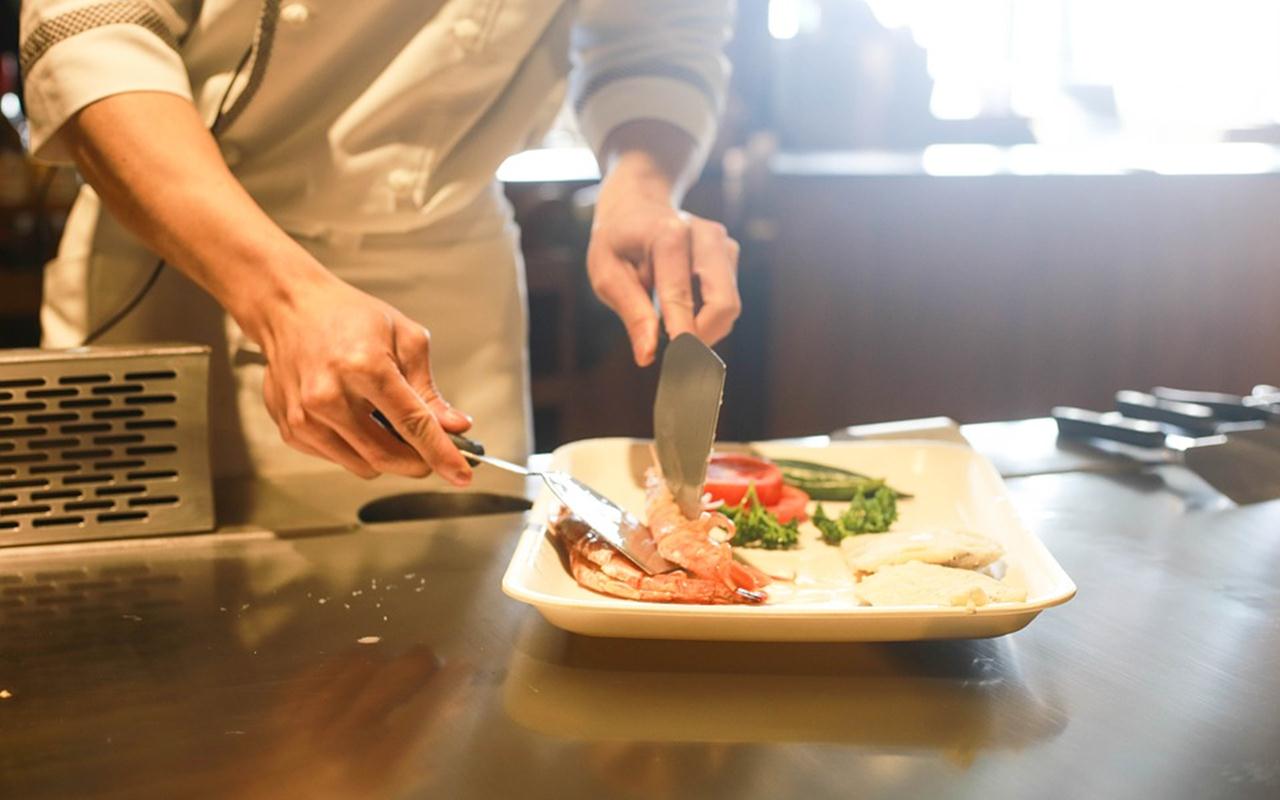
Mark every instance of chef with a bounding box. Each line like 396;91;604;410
19;0;741;484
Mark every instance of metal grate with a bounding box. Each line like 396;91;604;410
0;346;213;546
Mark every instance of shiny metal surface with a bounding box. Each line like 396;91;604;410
0;345;213;546
1;423;1278;799
653;333;726;519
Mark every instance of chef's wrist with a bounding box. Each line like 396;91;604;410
601;151;679;207
218;239;335;345
600;120;700;206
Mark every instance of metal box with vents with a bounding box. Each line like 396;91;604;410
0;345;213;547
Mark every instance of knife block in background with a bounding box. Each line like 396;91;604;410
0;345;214;546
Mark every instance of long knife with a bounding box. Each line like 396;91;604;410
653;333;727;519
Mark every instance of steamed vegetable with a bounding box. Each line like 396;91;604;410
813;485;899;545
725;486;802;550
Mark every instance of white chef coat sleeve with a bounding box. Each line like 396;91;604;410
19;0;194;163
570;0;734;166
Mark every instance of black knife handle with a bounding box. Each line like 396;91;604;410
1114;390;1219;435
370;409;485;456
1151;387;1274;423
1053;406;1166;448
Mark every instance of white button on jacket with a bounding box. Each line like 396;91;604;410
20;0;734;476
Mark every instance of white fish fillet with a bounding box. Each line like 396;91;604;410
854;561;1027;608
841;529;1004;573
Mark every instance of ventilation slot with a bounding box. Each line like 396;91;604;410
32;413;79;423
93;409;143;420
58;374;110;385
99;511;148;523
125;395;177;406
27;388;77;399
128;496;178;508
61;398;111;409
97;485;146;496
128;470;178;482
0;402;46;413
1;505;51;517
66;500;114;512
64;474;113;486
92;384;144;396
126;445;177;456
94;434;145;446
32;516;84;528
96;459;145;471
31;438;77;450
124;420;176;431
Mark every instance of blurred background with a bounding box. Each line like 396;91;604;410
3;0;1279;450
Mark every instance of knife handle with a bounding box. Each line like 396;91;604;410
1114;390;1220;435
1053;406;1166;448
371;409;486;456
1151;387;1274;423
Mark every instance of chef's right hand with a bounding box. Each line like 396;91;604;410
248;273;474;484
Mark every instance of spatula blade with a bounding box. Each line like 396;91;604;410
540;471;676;574
653;333;727;519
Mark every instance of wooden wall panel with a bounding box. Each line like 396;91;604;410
761;172;1280;437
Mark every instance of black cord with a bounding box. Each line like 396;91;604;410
81;42;255;346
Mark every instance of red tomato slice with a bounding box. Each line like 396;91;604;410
766;485;810;523
704;453;783;506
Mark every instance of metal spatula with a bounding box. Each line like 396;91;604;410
653;333;727;518
370;410;675;573
453;437;677;575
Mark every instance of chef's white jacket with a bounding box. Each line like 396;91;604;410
18;0;733;476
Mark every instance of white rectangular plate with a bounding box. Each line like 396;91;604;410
502;438;1076;641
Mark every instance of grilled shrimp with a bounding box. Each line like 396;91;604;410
643;469;770;595
551;514;763;604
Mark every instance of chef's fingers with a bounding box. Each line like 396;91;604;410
588;241;660;366
651;217;697;341
393;322;471;434
266;369;379;478
295;365;437;478
352;364;473;486
691;220;741;345
294;423;382;480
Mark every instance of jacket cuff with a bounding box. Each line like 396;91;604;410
24;24;192;163
575;75;720;166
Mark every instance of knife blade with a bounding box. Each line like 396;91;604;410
653;333;726;519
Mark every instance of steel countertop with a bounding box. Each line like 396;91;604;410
1;420;1277;799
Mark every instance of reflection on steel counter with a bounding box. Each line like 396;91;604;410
504;615;1066;762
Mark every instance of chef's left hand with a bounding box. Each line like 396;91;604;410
587;130;741;367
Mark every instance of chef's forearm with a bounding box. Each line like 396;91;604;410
600;120;702;205
62;91;331;341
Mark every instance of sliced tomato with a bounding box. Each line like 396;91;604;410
767;484;811;523
704;453;783;506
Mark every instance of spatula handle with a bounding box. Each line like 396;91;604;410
1151;387;1274;423
1114;390;1220;435
1053;406;1166;448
